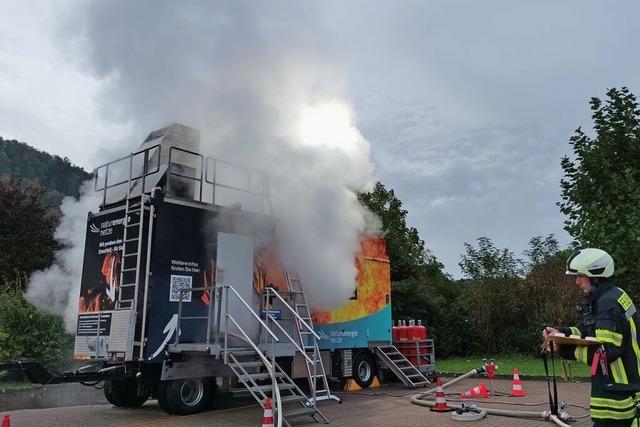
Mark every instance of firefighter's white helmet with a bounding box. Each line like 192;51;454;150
566;248;614;278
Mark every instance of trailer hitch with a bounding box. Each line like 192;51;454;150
0;361;56;384
1;360;125;385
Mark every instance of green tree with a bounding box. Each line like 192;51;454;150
459;237;523;281
523;235;579;329
0;290;72;367
359;182;461;353
559;87;640;296
0;176;59;291
358;182;431;282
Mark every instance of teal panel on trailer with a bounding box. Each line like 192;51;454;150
314;305;392;350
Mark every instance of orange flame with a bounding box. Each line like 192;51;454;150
311;236;390;324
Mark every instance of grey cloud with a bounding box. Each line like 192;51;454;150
57;0;376;311
50;0;640;280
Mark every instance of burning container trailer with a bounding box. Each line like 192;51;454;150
1;123;431;422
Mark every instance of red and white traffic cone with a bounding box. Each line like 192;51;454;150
430;378;453;412
262;398;274;427
511;369;526;397
2;415;10;427
460;382;488;399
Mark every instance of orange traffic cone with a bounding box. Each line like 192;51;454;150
511;369;526;397
430;378;453;412
262;398;274;427
2;415;9;427
460;382;488;399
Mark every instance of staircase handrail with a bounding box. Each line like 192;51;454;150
226;285;279;342
265;288;320;340
265;314;316;366
226;314;282;427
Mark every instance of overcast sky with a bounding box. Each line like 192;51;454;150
1;1;639;277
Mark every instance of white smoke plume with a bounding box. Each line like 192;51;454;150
48;1;377;311
27;181;100;332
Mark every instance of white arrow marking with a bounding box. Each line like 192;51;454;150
106;281;116;302
150;314;179;360
106;257;116;302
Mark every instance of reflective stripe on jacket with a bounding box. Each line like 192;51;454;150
557;281;640;423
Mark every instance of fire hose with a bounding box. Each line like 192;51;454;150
409;363;574;426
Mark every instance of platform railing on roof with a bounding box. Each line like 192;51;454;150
94;144;161;207
93;144;272;215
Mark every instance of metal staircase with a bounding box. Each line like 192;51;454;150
225;346;328;426
374;345;429;388
217;285;328;426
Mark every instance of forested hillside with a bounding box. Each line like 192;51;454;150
0;137;91;198
0;138;86;367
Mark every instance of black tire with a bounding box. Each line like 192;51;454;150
104;378;148;408
157;377;212;415
352;352;377;389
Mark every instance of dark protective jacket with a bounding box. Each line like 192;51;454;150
557;280;640;423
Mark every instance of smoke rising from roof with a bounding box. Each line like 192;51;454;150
28;0;378;326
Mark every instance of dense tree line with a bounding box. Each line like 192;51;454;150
358;182;580;356
0;137;91;199
359;88;640;357
0;137;91;368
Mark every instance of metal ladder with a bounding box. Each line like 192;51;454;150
374;345;429;388
116;153;150;311
284;271;340;403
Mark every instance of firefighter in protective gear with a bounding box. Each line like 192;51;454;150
543;248;640;427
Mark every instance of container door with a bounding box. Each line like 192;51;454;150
216;232;257;344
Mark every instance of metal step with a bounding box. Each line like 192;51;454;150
238;372;284;382
226;348;257;357
284;407;319;420
231;360;263;368
120;283;137;288
244;383;297;393
278;394;307;404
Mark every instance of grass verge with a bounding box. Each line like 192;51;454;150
437;354;590;378
0;381;38;390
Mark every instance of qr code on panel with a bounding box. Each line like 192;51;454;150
169;275;192;302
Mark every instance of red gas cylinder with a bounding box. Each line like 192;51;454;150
408;320;420;341
398;320;408;341
392;320;400;342
417;319;427;340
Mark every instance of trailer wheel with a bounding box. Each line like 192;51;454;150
104;378;148;408
353;352;377;389
157;378;212;415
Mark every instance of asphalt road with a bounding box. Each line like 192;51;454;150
2;378;594;426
